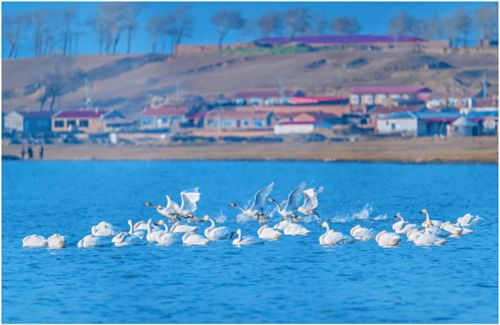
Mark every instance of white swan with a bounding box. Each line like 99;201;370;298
112;232;146;247
350;225;374;241
457;213;482;226
170;221;198;233
440;221;463;237
182;231;209;246
392;213;418;234
145;188;201;221
283;221;310;236
319;221;352;245
133;220;162;232
157;230;176;246
424;224;450;237
258;225;282;240
406;228;422;242
91;221;118;237
375;230;401;248
297;186;324;219
273;219;291;231
411;232;447;247
420;209;443;227
456;221;474;234
145;219;167;243
22;234;47;248
232;229;262;247
267;181;306;219
47;234;65;249
128;220;147;239
228;182;274;222
78;235;112;248
202;215;231;241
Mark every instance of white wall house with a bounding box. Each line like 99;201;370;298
4;111;24;133
376;112;418;136
274;121;315;135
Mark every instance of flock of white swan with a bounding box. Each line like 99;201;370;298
22;182;482;250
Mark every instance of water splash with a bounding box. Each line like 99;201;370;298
331;204;388;223
236;213;254;224
215;212;227;224
353;204;373;220
372;214;388;221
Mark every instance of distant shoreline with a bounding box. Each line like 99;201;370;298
2;137;498;164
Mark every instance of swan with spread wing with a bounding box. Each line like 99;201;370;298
268;181;306;220
228;182;274;223
145;188;201;222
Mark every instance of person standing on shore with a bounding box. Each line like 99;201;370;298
21;147;26;160
27;146;33;159
39;145;44;159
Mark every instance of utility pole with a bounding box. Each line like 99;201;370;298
483;72;487;99
278;76;285;104
84;77;93;110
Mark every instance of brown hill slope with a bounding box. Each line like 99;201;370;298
2;49;498;115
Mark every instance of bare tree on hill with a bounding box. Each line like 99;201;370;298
283;8;310;39
61;7;77;55
122;3;144;54
388;12;418;36
146;15;163;53
39;70;64;111
447;8;474;48
475;4;498;41
423;14;445;40
331;17;361;35
256;12;283;37
28;9;60;57
163;5;194;53
92;3;137;55
3;14;27;59
211;10;246;49
313;13;328;34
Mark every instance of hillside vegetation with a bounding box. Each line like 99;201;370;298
2;48;498;116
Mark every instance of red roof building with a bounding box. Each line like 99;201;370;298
291;96;349;105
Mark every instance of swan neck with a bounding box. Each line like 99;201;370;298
271;200;281;212
324;223;330;233
236;204;246;213
128;221;133;234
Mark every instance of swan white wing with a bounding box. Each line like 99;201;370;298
179;188;201;213
164;195;180;214
249;182;274;212
284;181;307;211
301;187;322;210
208;226;231;240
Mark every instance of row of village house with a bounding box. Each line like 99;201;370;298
3;86;498;139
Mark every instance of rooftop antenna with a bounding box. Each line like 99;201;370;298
482;72;487;99
176;80;181;101
84;77;93;110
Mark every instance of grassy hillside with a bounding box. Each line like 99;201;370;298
2;48;498;116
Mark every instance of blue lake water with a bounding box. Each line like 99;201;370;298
2;161;498;323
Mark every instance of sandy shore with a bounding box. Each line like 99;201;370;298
2;137;498;163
